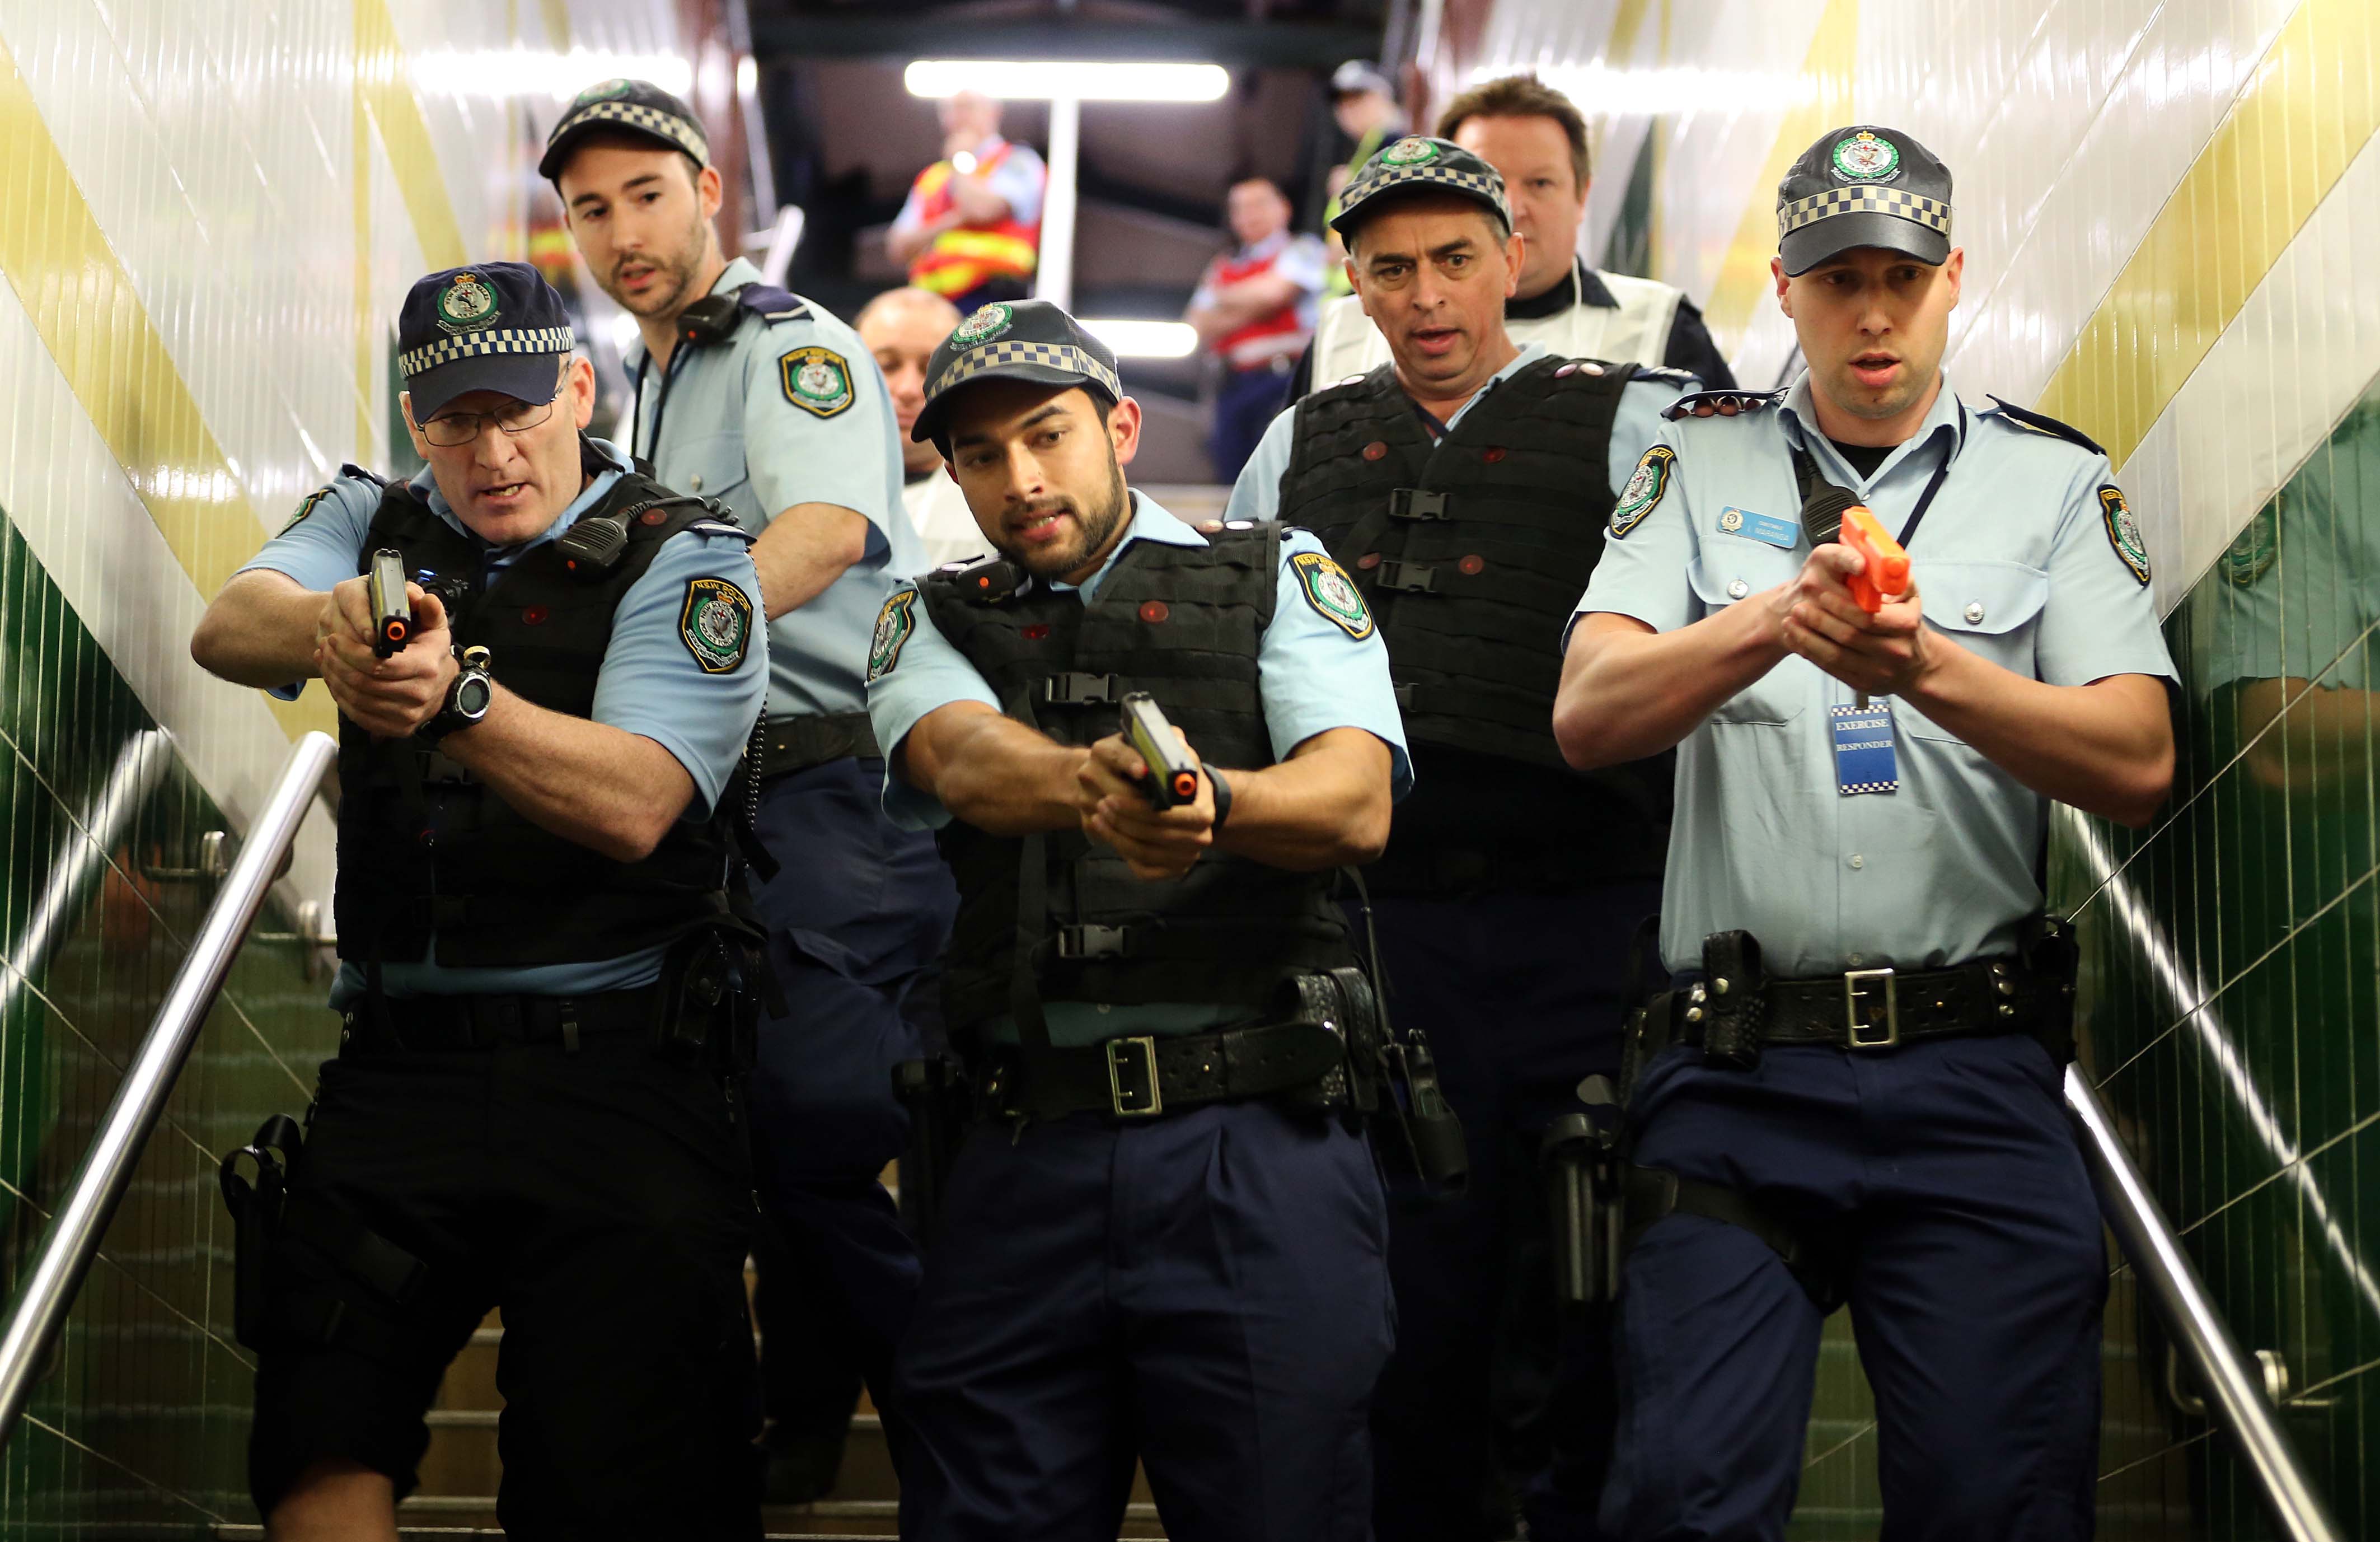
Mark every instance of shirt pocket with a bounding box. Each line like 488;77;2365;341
671;432;753;509
1690;545;1807;725
1904;559;2050;742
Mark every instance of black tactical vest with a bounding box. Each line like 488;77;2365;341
1281;357;1672;891
922;523;1353;1032
335;464;749;969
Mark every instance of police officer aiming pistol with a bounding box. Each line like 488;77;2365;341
1555;127;2176;1541
191;263;768;1538
867;299;1411;1542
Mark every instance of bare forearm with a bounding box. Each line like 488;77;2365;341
1211;728;1392;871
441;689;696;861
948;179;1010;225
191;572;326;688
887;216;945;265
1556;605;1784;768
752;503;869;618
1904;647;2173;825
905;706;1087;835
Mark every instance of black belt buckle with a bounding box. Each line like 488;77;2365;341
1056;924;1129;960
1043;672;1117;705
1843;967;1899;1050
1374;559;1435;593
1388;488;1449;521
1105;1035;1163;1118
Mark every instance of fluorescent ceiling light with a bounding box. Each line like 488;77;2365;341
1080;319;1198;359
905;60;1229;102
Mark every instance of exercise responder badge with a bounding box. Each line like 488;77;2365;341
1380;136;1439;167
1610;446;1676;538
952;303;1013;345
780;347;855;418
678;577;752;673
1831;131;1901;182
2225;506;2278;585
2099;484;2151;586
435;271;499;333
279;488;329;536
868;588;918;681
1291;551;1373;639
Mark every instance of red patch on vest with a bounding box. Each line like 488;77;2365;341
1362;441;1389;462
1021;623;1052;641
1481;446;1507;463
1459;554;1486;576
640;510;667;526
1139;601;1170;624
522;605;550;625
1356;553;1381;570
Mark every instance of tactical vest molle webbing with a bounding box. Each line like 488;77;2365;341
1279;357;1672;889
922;524;1353;1032
335;468;742;969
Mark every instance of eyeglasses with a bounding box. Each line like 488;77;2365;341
415;365;569;447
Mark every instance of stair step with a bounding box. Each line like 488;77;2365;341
215;1497;1165;1540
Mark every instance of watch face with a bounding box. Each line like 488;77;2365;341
456;674;494;718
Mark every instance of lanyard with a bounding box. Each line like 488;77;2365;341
634;346;692;463
1789;417;1957;550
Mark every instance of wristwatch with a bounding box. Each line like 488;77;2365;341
1206;765;1234;832
422;644;494;741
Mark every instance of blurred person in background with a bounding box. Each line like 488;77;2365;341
1186;177;1328;482
887;90;1047;314
859;286;981;571
1322;61;1408;296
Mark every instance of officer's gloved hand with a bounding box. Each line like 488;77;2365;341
1075;732;1215;881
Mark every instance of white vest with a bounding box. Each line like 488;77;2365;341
1309;267;1686;385
903;469;987;573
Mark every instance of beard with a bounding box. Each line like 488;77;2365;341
599;212;711;319
999;456;1132;580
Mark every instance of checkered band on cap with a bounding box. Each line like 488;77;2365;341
927;340;1123;405
559;101;709;165
1344;163;1511;225
1778;186;1953;240
399;325;577;378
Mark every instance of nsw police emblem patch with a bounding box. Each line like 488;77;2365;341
1379;136;1439;167
780;347;855;418
1290;551;1372;640
435;271;499;333
2098;484;2151;586
868;589;918;681
678;577;752;673
1831;131;1901;183
952;303;1013;346
1610;446;1677;538
2225;506;2278;585
573;78;634;106
280;488;329;536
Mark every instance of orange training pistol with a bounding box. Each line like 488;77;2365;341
1839;506;1911;613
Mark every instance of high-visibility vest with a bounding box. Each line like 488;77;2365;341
907;141;1041;297
1207;237;1314;370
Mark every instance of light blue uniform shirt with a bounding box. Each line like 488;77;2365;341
1223;341;1689;523
239;437;767;1004
1576;372;2178;978
624;257;922;718
864;490;1413;1047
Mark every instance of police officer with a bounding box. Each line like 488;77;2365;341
542;79;955;1462
1295;75;1734;401
868;298;1410;1541
1554;127;2176;1540
1225;135;1688;1542
856;284;979;569
190;263;766;1538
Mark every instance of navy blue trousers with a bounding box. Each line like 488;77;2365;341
745;759;957;1406
1605;1035;2106;1541
1356;883;1658;1542
1210;363;1293;484
896;1102;1394;1542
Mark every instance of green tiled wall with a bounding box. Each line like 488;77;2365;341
1789;387;2380;1537
0;507;341;1532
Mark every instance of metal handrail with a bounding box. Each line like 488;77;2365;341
0;730;336;1448
2065;1066;2344;1542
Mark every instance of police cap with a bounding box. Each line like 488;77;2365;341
912;300;1123;446
396;262;577;423
540;78;710;181
1328;135;1512;241
1330;60;1395;99
1776;124;1953;275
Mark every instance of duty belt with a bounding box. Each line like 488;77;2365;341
1658;956;2065;1054
980;1020;1347;1122
756;711;880;779
341;984;662;1054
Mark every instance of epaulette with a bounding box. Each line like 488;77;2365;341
336;462;387;489
1660;388;1784;421
1190;517;1286;542
1629;364;1699;389
1979;396;2105;456
686;517;755;545
736;284;810;325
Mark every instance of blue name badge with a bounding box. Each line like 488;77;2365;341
1830;702;1899;795
1718;507;1799;549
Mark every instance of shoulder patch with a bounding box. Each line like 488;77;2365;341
1289;550;1373;639
679;577;755;674
1983;396;2106;456
1609;445;1677;538
2224;506;2278;586
780;347;855;418
868;588;919;681
1660;389;1783;421
279;487;331;536
2098;485;2151;586
1630;364;1699;389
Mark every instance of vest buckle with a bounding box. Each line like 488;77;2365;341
1105;1036;1164;1118
1056;924;1131;960
1043;672;1118;705
1374;560;1436;594
1388;488;1450;521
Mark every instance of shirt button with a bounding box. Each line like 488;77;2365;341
1096;1003;1112;1014
1727;579;1749;600
690;473;705;491
1847;952;1865;967
1848;853;1865;870
1964;600;1984;624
